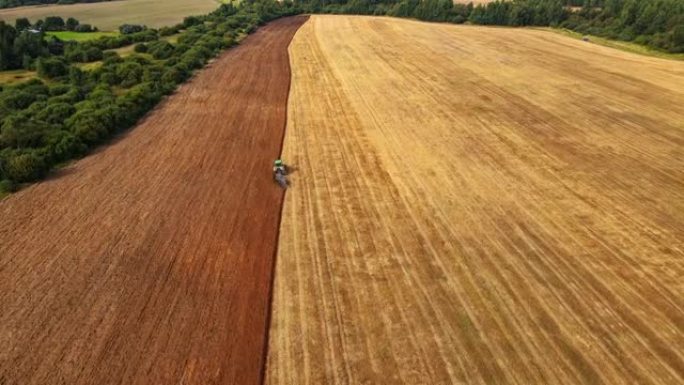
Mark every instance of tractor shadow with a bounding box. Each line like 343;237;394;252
285;164;299;176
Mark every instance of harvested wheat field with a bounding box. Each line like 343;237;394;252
266;15;684;385
0;0;217;31
0;16;307;385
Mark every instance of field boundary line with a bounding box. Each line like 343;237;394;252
258;15;309;385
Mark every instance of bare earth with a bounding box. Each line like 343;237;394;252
0;0;217;31
266;15;684;385
0;16;307;385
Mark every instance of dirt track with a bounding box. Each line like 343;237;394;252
0;16;306;385
266;16;684;384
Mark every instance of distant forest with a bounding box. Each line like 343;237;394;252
296;0;684;53
0;0;111;9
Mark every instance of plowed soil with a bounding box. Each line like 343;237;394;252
266;16;684;384
0;16;306;385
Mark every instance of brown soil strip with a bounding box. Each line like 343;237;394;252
0;15;307;385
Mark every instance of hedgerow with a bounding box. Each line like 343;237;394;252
0;0;300;193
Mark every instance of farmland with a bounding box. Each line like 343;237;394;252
266;15;684;385
0;0;218;31
0;16;306;385
1;4;683;385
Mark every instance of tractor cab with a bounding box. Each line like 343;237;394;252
273;159;286;174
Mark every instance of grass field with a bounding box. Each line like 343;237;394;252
0;68;35;84
0;0;218;31
266;15;684;384
46;31;118;42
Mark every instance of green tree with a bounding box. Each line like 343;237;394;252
3;150;46;183
119;24;145;34
0;21;18;70
36;102;76;124
14;17;30;31
13;30;47;65
44;130;86;162
74;24;94;33
66;17;79;32
43;16;66;31
115;61;143;88
36;57;69;79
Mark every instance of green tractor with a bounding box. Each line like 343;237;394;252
273;159;288;188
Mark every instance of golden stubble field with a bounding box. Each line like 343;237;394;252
266;15;684;385
0;0;217;31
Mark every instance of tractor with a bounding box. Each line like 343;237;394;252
273;159;288;188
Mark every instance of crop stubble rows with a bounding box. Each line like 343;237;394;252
0;16;307;385
266;15;684;385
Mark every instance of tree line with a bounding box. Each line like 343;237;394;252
296;0;684;52
564;0;684;51
0;0;299;193
15;15;97;32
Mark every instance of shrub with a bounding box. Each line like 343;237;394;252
47;37;65;55
148;41;175;59
142;63;164;83
119;24;145;35
14;18;30;31
102;51;122;64
159;25;181;37
67;105;121;144
0;179;16;194
43;16;66;32
64;46;86;62
183;16;203;28
49;84;71;96
160;66;188;91
66;17;79;31
1;91;36;111
85;46;103;61
36;57;69;79
36;102;76;124
3;150;47;183
1;109;55;149
64;45;102;63
115;61;143;88
48;86;82;104
74;24;94;33
44;129;86;162
134;43;148;53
